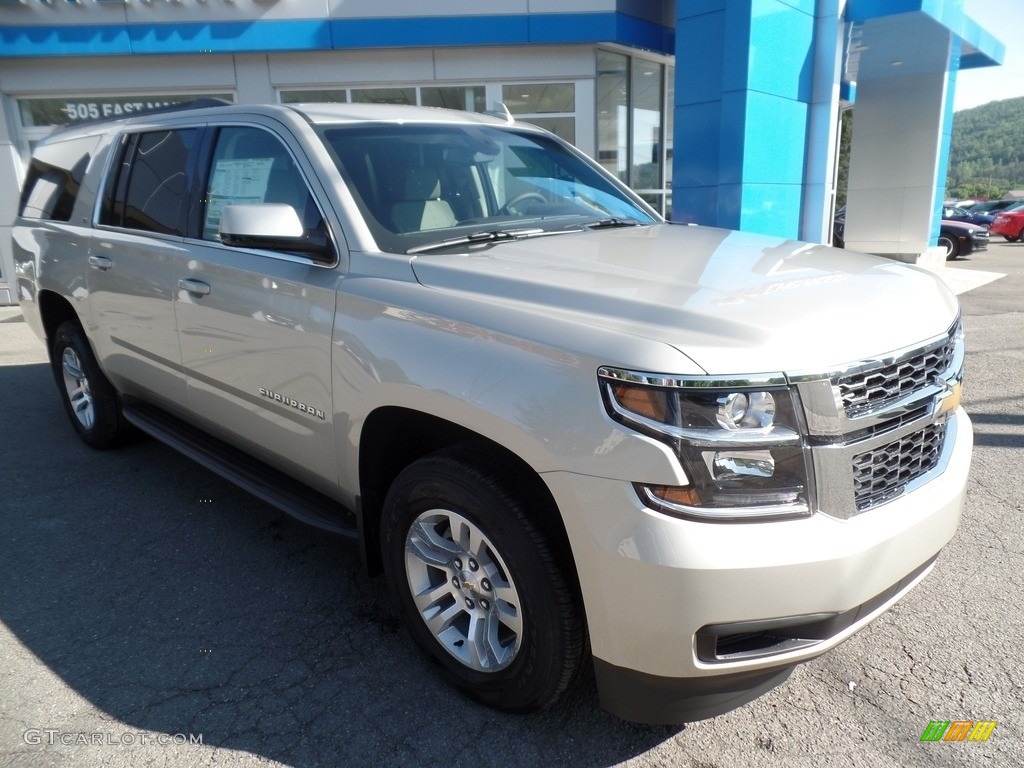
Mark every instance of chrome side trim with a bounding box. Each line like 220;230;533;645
597;366;788;390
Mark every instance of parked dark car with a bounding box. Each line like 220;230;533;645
938;219;989;259
968;199;1021;216
941;205;994;227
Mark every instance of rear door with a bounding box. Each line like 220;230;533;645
87;127;198;411
171;122;342;493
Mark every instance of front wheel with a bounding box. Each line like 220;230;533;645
1003;235;1020;243
381;448;586;713
51;321;132;448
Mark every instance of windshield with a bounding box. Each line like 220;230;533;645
317;123;659;253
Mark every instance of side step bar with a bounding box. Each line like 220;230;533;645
123;401;358;538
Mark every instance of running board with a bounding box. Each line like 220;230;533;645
123;401;358;538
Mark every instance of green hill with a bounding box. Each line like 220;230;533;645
947;96;1024;200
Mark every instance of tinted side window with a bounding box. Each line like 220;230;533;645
102;129;197;235
202;126;322;242
18;135;98;222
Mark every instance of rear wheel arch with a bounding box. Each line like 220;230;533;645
38;290;82;353
50;319;133;448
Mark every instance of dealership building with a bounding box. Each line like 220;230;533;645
0;0;1004;305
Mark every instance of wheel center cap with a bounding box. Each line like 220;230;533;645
458;570;479;596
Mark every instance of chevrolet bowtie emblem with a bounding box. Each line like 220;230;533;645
936;379;963;417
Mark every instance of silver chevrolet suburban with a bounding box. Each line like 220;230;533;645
13;102;972;724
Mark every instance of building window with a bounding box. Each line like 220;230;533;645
17;94;233;127
596;51;672;217
502;83;576;143
280;86;486;113
597;51;629;183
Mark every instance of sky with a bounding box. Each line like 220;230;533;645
953;0;1024;111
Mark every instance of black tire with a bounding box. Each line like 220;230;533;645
51;321;132;449
1003;234;1020;243
380;447;586;713
939;234;960;260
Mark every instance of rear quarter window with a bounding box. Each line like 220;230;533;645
18;135;99;222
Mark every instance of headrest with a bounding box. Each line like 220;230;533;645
404;168;442;200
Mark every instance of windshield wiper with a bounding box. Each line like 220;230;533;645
407;228;554;254
585;217;643;230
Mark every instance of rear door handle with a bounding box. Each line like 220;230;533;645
178;278;211;297
88;255;113;270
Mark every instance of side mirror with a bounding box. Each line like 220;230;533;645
219;204;334;263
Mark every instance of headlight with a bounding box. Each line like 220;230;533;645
598;367;813;521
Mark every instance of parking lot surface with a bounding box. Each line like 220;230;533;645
1;241;1021;768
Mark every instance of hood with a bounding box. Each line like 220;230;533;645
409;224;960;375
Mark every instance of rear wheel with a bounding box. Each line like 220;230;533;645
939;234;960;260
381;448;586;713
51;321;132;448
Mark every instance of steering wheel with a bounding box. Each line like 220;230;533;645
500;192;547;215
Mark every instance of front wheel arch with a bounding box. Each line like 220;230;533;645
357;407;576;578
938;234;960;260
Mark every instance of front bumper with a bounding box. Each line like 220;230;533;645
545;409;971;723
963;230;990;253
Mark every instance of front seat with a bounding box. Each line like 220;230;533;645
391;168;458;233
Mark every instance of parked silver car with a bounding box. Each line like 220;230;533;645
13;102;972;724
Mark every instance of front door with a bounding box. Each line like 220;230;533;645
172;124;342;493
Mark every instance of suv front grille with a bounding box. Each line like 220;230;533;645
852;423;945;511
836;325;958;417
795;316;963;518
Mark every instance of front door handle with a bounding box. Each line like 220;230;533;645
178;278;211;297
88;255;113;271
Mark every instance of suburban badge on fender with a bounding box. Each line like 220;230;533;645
259;387;326;420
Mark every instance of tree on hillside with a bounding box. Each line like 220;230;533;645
947;96;1024;199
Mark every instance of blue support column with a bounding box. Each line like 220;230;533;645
672;0;817;238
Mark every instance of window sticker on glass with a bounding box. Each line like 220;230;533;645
205;158;274;235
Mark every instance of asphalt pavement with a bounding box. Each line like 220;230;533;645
1;241;1021;768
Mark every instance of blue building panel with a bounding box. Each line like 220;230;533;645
0;24;132;57
776;0;817;15
0;12;673;58
129;21;332;54
330;16;529;49
676;11;728;105
674;101;725;188
674;185;723;228
530;13;673;52
673;0;812;236
742;92;809;186
745;0;815;103
736;182;804;238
